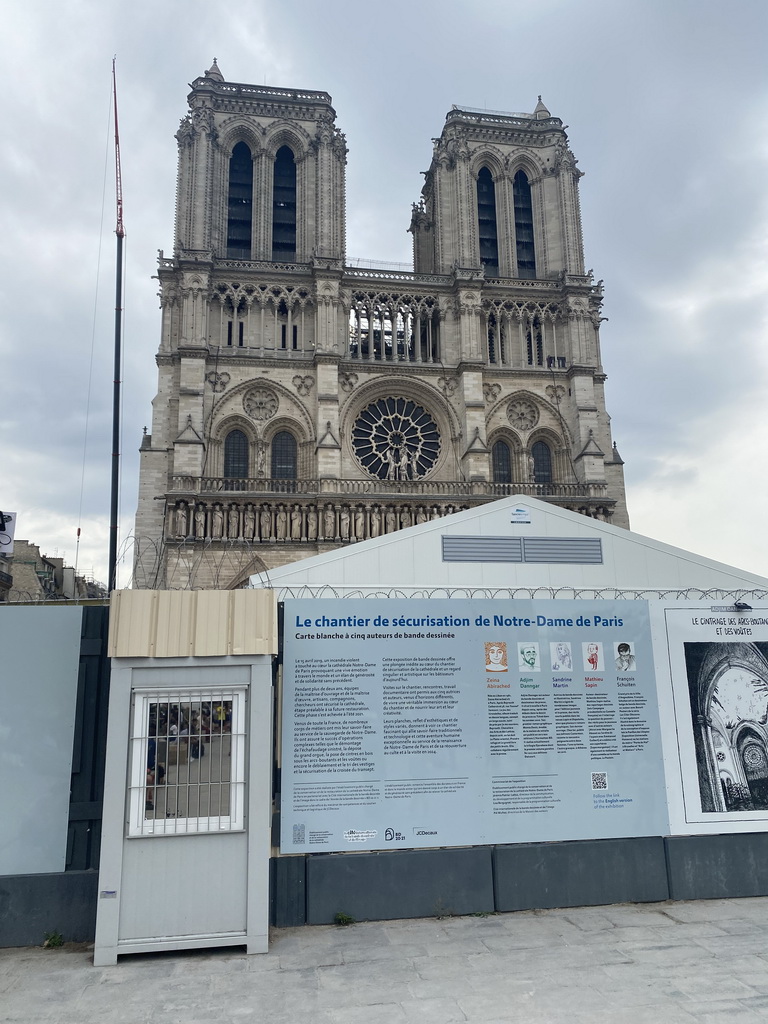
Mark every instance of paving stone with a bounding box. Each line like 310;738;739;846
662;899;752;923
568;1007;699;1024
677;999;766;1022
610;938;716;965
325;1003;408;1024
398;995;468;1021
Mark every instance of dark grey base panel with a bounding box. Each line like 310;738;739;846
666;833;768;900
306;847;495;925
0;871;98;947
271;855;307;927
9;834;768;948
494;837;669;912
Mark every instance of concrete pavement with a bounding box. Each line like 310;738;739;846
3;897;768;1023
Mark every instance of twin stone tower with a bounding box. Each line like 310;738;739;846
134;61;628;590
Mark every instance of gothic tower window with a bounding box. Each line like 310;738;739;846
227;321;245;347
513;170;536;278
224;429;249;478
532;440;552;484
476;167;499;273
526;317;543;366
492;440;512;483
227;142;253;259
272;146;297;262
271;430;297;479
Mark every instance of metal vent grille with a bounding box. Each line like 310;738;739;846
522;537;603;563
442;537;523;562
441;536;603;564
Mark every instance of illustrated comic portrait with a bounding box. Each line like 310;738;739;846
550;641;573;671
582;641;604;671
485;641;508;672
614;642;637;671
518;642;540;672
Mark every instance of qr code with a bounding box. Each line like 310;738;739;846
292;823;306;844
591;772;608;791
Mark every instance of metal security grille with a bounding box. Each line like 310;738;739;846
442;536;523;562
128;688;246;837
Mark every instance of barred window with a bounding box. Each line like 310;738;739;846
477;167;499;273
224;429;249;478
272;146;297;262
128;689;246;837
513;170;536;278
532;441;553;484
227;142;253;260
492;440;512;483
271;430;297;479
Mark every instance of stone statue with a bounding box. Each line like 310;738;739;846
290;504;302;540
354;506;365;540
243;503;256;540
416;506;428;525
227;504;239;539
323;504;335;539
400;506;413;528
306;506;318;541
383;447;398;481
385;508;397;533
211;503;224;539
527;452;536;482
276;504;288;540
398;453;409;482
340;507;350;541
260;505;271;540
370;506;381;538
175;501;188;538
194;504;206;538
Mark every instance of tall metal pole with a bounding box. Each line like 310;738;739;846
108;58;125;593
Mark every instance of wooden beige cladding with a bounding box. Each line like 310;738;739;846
108;589;278;658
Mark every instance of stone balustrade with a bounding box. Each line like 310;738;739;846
169;476;609;499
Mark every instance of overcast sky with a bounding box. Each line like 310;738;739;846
3;0;767;588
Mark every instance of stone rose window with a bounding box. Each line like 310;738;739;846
352;397;441;481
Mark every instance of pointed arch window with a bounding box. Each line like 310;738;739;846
224;429;249;479
532;441;552;484
271;430;297;479
227;142;253;259
476;167;499;273
513;169;536;278
492;440;512;484
272;146;297;262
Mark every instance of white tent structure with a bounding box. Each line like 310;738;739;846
250;495;768;598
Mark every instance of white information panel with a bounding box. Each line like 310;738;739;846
281;599;669;852
658;603;768;833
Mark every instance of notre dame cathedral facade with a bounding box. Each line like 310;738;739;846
133;60;628;590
